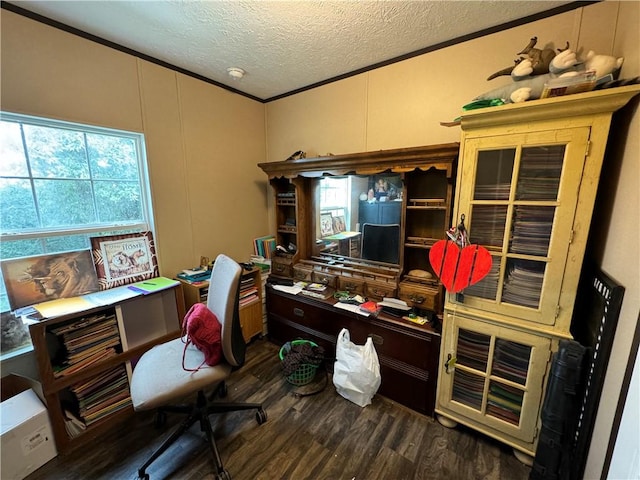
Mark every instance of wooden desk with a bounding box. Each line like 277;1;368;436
266;285;440;415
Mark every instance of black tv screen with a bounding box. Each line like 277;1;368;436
361;223;400;264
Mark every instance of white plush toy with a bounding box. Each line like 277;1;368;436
475;40;624;103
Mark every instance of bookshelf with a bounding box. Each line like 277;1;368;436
28;283;184;454
178;267;263;343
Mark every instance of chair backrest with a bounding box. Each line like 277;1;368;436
361;223;400;264
206;254;245;368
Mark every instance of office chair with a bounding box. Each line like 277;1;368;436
130;254;267;480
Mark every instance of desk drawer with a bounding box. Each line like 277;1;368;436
398;282;439;312
365;281;396;301
312;271;337;288
338;276;365;295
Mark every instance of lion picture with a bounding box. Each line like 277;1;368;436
2;250;99;310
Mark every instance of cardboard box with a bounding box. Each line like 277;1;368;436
1;388;57;480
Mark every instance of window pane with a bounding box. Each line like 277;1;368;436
0;238;44;260
515;145;565;201
94;181;142;222
45;234;92;253
0;121;28;176
34;179;97;227
474;149;515;200
24;125;89;179
0;179;38;231
87;133;139;181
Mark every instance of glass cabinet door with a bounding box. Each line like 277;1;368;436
452;128;590;325
439;313;550;443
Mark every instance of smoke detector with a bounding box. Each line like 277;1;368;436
227;67;245;79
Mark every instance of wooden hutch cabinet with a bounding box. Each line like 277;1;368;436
258;143;459;415
435;85;640;460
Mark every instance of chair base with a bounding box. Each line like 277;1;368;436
137;386;266;480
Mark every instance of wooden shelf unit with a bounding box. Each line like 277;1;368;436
178;267;263;343
28;284;185;454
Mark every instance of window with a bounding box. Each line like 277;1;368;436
319;176;351;227
0;112;153;356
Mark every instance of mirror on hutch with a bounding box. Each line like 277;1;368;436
258;143;459;317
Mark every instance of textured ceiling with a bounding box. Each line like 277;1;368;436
8;1;579;101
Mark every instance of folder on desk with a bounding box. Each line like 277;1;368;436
128;277;180;295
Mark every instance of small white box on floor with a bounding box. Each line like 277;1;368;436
1;388;57;480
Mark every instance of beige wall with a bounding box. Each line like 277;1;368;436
1;9;269;277
265;2;639;478
2;2;638;478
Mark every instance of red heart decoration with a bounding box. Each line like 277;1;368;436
429;240;493;293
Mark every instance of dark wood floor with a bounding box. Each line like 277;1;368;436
26;338;531;480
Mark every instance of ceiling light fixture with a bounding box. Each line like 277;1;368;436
227;67;245;79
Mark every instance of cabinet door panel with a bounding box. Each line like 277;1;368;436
452;128;589;326
438;313;550;443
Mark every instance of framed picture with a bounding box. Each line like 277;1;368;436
320;213;334;237
1;250;99;311
332;215;346;233
90;231;158;290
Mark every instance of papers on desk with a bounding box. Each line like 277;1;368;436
334;301;370;316
33;296;96;318
272;281;307;295
83;286;139;306
33;277;179;318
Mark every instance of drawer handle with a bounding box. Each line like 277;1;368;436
410;294;425;304
368;333;383;345
274;264;286;273
371;288;386;296
293;307;304;317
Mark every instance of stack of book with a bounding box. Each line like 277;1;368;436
239;275;259;307
298;282;333;300
50;313;121;378
177;267;211;284
65;365;132;433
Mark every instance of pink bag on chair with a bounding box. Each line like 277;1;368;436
181;303;222;371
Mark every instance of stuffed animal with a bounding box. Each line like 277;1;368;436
474;38;624;103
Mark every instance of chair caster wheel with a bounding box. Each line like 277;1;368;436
215;469;231;480
154;411;166;428
256;408;267;425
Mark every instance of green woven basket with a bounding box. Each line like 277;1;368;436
279;340;320;386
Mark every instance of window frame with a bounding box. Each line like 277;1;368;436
0;112;155;359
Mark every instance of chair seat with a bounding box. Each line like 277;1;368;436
131;337;232;411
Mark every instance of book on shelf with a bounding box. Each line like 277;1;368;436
67;364;132;427
51;312;123;378
63;409;87;438
253;235;276;259
176;271;211;283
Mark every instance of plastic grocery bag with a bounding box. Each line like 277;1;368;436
332;328;381;407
